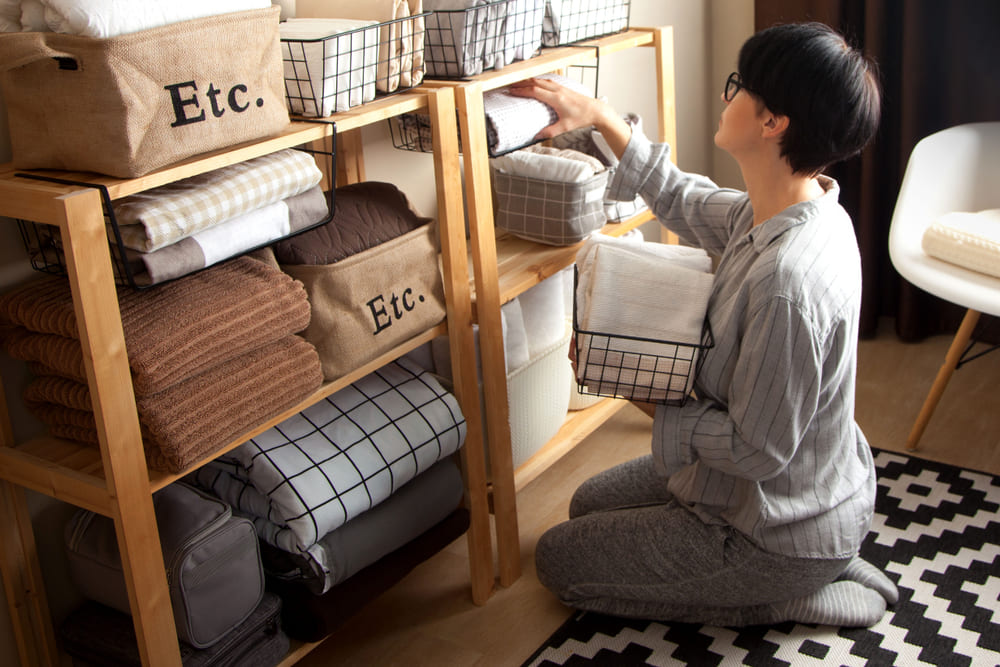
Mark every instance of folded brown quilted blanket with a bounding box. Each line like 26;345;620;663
271;181;430;266
0;256;311;396
22;335;323;473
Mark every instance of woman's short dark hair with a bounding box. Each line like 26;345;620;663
738;22;881;175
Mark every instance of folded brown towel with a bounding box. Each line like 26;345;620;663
0;256;311;396
24;335;322;473
272;181;430;266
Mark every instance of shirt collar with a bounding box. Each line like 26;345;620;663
744;175;840;251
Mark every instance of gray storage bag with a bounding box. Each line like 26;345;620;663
64;481;264;649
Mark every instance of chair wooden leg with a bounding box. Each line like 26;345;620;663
906;308;981;450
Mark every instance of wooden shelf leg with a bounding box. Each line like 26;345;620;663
0;479;59;667
455;84;522;588
906;308;981;451
427;85;496;604
58;189;182;667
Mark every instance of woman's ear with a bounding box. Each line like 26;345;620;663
761;112;789;139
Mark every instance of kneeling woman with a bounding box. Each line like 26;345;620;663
512;22;897;627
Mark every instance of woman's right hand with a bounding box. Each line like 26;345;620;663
507;78;632;157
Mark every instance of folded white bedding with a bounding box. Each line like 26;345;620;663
574;235;714;402
2;0;270;36
280;18;380;116
921;208;1000;279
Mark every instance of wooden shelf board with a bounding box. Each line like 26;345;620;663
430;29;655;92
0;91;430;207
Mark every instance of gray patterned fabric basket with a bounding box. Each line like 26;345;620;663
492;166;608;246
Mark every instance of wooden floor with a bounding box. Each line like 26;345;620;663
297;319;1000;666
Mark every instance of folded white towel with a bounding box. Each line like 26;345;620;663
518;273;568;360
484;73;592;155
921;208;1000;279
501;297;531;372
280;18;380;116
28;0;270;37
574;235;713;402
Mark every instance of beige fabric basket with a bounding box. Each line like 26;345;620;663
0;7;289;178
281;222;447;381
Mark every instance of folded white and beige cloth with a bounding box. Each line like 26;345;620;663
113;148;322;253
921;208;1000;279
133;186;329;286
574;234;714;403
295;0;425;92
280;18;380;116
0;0;271;35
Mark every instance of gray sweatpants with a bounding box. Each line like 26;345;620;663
535;455;850;625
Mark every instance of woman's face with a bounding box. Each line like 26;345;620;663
714;83;765;158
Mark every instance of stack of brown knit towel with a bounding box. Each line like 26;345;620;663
0;256;323;473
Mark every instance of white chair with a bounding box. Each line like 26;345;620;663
888;122;1000;450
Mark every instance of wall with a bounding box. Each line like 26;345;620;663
0;2;753;664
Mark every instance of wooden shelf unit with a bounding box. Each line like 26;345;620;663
437;26;677;589
0;86;494;667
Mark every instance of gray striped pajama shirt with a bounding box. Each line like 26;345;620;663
608;130;876;561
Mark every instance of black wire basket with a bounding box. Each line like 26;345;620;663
281;12;430;117
542;0;631;46
572;265;714;405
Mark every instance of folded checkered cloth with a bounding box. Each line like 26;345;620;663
114;149;323;252
204;356;466;551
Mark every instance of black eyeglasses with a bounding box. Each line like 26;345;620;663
724;72;754;102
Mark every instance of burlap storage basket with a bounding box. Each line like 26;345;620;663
0;7;289;178
281;222;447;381
492;166;608;246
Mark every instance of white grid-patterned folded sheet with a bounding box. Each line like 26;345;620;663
200;357;466;551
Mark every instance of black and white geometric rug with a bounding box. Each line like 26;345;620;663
522;449;1000;666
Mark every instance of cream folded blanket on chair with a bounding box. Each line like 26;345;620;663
921;208;1000;279
574;235;714;402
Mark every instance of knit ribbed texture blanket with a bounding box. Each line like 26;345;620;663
0;257;323;473
0;256;311;396
22;335;322;473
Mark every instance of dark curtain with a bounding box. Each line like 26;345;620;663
755;0;1000;343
